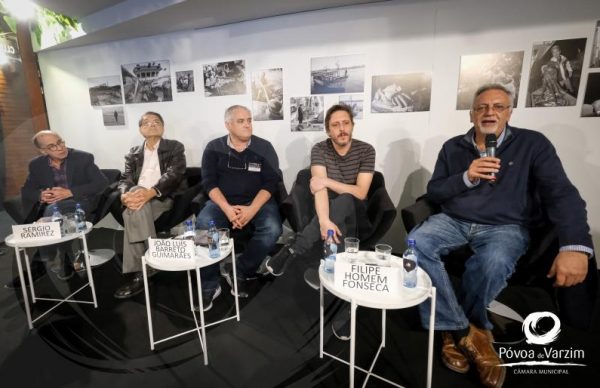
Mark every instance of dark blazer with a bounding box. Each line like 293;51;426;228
21;148;109;221
118;138;187;199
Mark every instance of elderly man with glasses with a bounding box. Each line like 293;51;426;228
196;105;282;311
407;84;593;388
9;130;108;286
113;111;187;299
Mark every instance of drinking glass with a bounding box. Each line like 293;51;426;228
375;243;392;264
344;237;360;263
218;228;230;250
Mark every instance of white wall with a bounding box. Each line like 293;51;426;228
37;0;600;253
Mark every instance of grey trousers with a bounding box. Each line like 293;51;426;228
122;193;173;274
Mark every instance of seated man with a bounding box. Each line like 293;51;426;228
198;105;282;310
408;83;593;388
8;130;108;287
114;112;186;299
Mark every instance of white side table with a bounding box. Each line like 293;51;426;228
142;238;240;365
5;222;97;329
319;252;436;388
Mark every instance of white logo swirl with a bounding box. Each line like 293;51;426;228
522;311;561;345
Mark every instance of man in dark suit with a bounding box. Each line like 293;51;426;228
5;130;108;288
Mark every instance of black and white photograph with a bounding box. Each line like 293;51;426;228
581;73;600;117
339;95;364;119
175;70;195;92
121;60;172;104
252;68;283;121
102;106;125;126
290;96;324;132
456;51;524;110
203;60;246;97
526;38;586;107
311;54;364;94
371;73;431;113
590;20;600;68
87;75;123;106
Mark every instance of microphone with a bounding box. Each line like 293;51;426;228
485;134;497;180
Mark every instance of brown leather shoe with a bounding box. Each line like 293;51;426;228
459;324;506;388
441;332;470;373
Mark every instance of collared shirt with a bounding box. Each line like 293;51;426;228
48;157;68;188
226;135;251;150
138;139;162;189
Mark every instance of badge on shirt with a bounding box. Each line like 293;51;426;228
248;162;261;172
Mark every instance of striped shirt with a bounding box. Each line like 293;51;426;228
311;138;375;183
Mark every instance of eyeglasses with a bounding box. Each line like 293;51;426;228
473;104;511;113
227;150;247;170
41;140;66;151
141;119;163;127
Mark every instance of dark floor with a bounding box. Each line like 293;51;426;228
1;227;599;387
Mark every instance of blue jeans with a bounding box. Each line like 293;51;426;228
408;213;529;330
197;199;282;291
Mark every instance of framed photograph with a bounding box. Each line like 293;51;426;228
203;60;246;97
526;39;586;107
339;95;364;119
371;73;431;113
175;70;195;92
590;20;600;68
290;96;324;132
252;68;283;121
102;106;125;126
121;60;172;103
311;54;364;94
581;73;600;117
87;75;123;106
456;51;524;109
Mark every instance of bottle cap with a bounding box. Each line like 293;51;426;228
407;238;416;245
327;229;334;236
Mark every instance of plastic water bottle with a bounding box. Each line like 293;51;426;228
50;205;64;236
323;229;337;273
75;203;87;232
402;239;418;288
207;220;220;259
183;219;195;240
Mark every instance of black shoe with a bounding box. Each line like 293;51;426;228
303;268;320;290
114;273;145;299
5;261;47;289
223;270;249;298
332;306;351;341
265;245;296;277
57;262;74;281
195;285;222;312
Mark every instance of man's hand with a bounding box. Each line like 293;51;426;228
231;204;259;229
467;157;500;183
42;187;73;204
547;251;589;287
310;176;328;194
121;188;155;211
319;219;341;243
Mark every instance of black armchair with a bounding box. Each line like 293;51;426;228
400;195;599;330
281;168;396;250
110;167;203;234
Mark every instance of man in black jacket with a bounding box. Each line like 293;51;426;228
114;111;186;299
7;130;108;287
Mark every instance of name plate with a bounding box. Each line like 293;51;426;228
334;261;401;295
148;238;195;260
12;222;62;243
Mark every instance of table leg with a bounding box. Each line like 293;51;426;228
142;258;155;350
381;309;386;348
79;234;97;308
196;268;209;365
22;249;36;303
427;287;436;388
319;279;324;358
230;241;240;321
349;300;357;388
14;247;33;329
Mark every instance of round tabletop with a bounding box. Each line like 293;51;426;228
144;240;234;272
5;221;93;248
319;251;432;310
